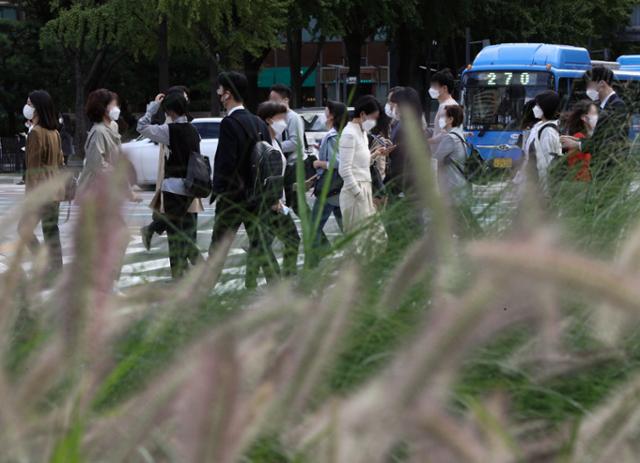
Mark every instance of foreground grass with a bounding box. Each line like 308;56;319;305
6;151;640;461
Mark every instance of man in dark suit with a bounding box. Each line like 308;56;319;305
209;71;278;288
561;66;630;179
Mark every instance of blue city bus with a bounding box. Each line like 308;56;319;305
616;56;640;143
618;55;640;71
460;44;640;169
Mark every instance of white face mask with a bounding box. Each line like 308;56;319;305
438;117;447;130
587;114;598;130
109;106;121;122
23;104;35;121
270;119;287;137
384;103;394;119
533;105;544;120
586;88;599;102
428;87;440;99
362;118;376;133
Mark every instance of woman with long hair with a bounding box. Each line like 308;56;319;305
19;90;65;271
563;100;598;182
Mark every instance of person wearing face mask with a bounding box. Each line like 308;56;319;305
428;69;459;139
209;72;275;289
254;101;300;281
560;66;629;179
382;87;425;248
310;101;347;263
268;84;307;215
18;90;65;273
384;87;404;129
137;92;202;278
140;86;203;256
432;105;479;236
563;100;598;182
78;88;124;189
338;95;387;245
523;90;562;197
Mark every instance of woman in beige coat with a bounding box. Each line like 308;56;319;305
19;90;65;272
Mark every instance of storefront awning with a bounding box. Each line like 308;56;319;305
258;67;316;88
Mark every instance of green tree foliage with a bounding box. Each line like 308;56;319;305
285;0;341;107
175;0;291;112
388;0;636;90
334;0;417;82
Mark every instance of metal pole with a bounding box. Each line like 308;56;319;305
315;52;323;105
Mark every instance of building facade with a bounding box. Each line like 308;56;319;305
259;33;391;107
623;4;640;42
0;1;22;20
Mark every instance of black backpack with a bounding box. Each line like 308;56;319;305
230;113;284;207
449;132;489;184
185;151;213;198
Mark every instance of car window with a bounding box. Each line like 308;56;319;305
300;112;327;132
193;122;220;139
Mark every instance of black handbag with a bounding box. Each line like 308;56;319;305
314;167;343;198
184;151;213;198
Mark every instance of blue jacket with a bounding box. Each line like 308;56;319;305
317;128;340;177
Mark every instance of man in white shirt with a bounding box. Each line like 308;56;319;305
428;69;460;153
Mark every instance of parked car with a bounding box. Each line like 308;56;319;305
297;108;328;156
297;106;354;156
124;117;222;186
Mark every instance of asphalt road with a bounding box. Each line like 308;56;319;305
0;177;512;292
0;181;341;292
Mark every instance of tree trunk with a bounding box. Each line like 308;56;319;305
72;54;87;163
344;32;364;100
209;56;220;116
288;29;303;108
158;15;169;92
242;49;270;112
345;32;364;77
394;23;421;88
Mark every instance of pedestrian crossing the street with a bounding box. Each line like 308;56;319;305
0;182;341;293
0;180;513;292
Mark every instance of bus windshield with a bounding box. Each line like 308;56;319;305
462;71;553;131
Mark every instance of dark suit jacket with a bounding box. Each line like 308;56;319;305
582;93;629;170
211;108;272;203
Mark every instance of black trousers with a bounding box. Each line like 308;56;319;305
265;210;300;278
383;192;423;252
163;192;198;278
148;210;168;235
148;210;201;265
21;202;63;272
210;198;279;289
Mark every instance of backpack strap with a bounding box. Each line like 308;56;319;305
228;111;264;143
537;122;559;141
447;131;468;177
536;122;561;159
